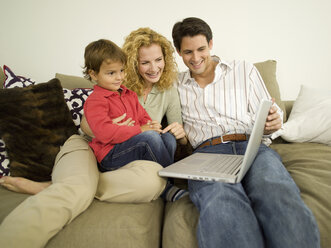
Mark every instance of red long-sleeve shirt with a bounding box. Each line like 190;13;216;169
83;85;152;162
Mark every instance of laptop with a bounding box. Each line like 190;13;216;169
158;99;272;183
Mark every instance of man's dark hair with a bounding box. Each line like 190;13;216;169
172;17;213;51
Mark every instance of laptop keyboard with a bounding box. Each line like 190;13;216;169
198;155;243;175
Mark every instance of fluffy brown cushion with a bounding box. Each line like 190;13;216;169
0;78;78;181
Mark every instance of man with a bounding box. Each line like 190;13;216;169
172;17;320;248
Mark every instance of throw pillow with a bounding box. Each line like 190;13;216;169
63;87;93;133
3;65;36;88
0;139;9;176
254;60;287;122
0;79;78;181
0;65;38;176
281;85;331;145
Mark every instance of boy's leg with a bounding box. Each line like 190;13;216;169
242;144;320;248
0;135;99;248
100;131;173;171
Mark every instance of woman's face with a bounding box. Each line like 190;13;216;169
138;43;165;86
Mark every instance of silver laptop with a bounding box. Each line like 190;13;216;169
158;99;272;183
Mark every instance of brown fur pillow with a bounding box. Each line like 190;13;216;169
0;78;78;181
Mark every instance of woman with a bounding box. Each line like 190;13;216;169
122;27;187;145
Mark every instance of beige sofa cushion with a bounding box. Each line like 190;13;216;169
55;73;94;89
163;196;199;248
271;142;331;248
46;198;164;248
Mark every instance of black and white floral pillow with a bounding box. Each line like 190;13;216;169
0;139;9;176
3;65;36;88
0;65;93;176
63;88;93;134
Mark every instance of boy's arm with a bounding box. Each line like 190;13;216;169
84;98;141;144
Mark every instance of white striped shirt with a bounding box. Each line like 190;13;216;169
177;57;283;148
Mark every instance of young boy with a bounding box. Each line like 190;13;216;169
83;39;187;201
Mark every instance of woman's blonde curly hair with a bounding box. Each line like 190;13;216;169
122;27;178;96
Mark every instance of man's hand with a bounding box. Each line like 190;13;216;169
162;122;188;145
264;99;282;135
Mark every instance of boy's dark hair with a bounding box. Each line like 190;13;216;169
172;17;213;51
83;39;126;80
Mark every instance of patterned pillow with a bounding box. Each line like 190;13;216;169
0;139;9;176
63;88;93;134
3;65;36;88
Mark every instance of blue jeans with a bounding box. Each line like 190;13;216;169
99;131;176;172
189;141;320;248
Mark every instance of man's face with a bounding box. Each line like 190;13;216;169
177;34;213;76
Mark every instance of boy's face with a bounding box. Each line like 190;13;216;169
177;34;213;77
89;60;124;92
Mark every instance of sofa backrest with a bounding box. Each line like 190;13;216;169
1;61;288;119
254;60;286;122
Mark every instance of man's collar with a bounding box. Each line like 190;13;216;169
181;56;232;85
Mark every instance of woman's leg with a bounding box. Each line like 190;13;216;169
96;160;167;203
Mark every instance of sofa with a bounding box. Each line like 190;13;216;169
0;60;330;248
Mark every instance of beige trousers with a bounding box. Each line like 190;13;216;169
0;135;166;248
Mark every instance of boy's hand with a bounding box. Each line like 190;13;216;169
112;113;135;126
140;120;162;133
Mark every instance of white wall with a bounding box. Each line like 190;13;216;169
1;0;330;100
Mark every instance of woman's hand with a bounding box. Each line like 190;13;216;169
140;120;162;133
162;122;187;145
